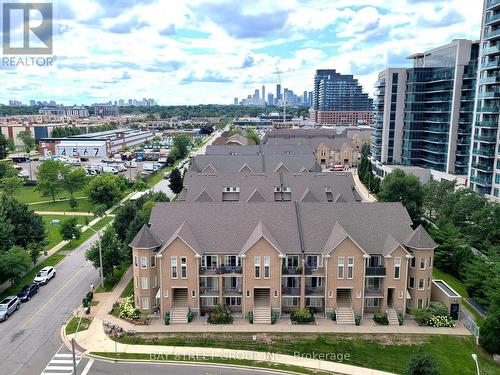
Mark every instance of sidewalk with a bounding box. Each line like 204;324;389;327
351;169;377;202
34;211;95;216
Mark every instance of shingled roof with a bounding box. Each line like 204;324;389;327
129;224;163;249
404;225;437;250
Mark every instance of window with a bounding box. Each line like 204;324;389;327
417;299;423;309
274;290;278;298
202;255;218;270
264;256;270;279
418;278;424;290
224;255;239;267
141;277;148;289
192;290;196;298
338;257;344;279
285;255;300;268
152;275;158;288
133;256;138;268
394;257;401;279
151;256;156;268
428;257;432;268
419;257;426;270
283;297;299;307
410;257;416;268
201;297;219;306
365;298;379;307
140;256;147;269
171;256;178;279
224;297;241;306
134;276;138;288
254;256;261;279
141;297;149;310
306;255;322;270
246;290;250;298
409;277;414;289
427;277;431;289
347;257;354;279
181;257;187;279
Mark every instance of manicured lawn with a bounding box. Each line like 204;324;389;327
95;260;130;293
42;215;94;250
58;216;114;252
65;316;93;335
30;197;95;212
90;352;332;375
15;185;86;204
112;333;498;374
433;268;469;297
120;278;134;298
0;253;65;300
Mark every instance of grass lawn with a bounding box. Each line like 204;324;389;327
15;185;86;204
111;333;498;374
31;197;95;212
58;216;114;252
42;215;94;250
65;316;93;335
95;260;131;293
0;253;65;300
90;352;332;375
120;279;134;298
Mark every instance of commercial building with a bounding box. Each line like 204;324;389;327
310;69;373;125
469;0;500;200
372;39;479;178
39;106;89;117
130;202;436;323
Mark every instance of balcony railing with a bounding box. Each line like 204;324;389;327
478;91;500;99
199;266;218;275
305;286;324;295
480;75;500;84
282;287;301;296
471;162;494;172
365;267;386;276
470;176;493;186
364;288;384;296
282;267;303;275
476;134;498;143
476;106;500;113
223;287;242;294
482;59;500;69
200;287;219;295
472;148;496;157
484;28;500;40
476;120;499;128
486;12;500;25
487;0;500;10
199;266;242;274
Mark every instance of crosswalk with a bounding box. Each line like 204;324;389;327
40;347;81;375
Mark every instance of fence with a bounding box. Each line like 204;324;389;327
460;308;480;338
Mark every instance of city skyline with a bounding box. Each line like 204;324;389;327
1;0;482;105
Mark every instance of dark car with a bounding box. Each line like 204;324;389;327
17;283;39;302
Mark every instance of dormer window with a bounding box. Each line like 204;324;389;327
224;186;240;192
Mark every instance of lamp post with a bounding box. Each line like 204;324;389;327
87;226;104;289
472;353;480;375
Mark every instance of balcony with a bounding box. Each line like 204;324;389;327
476;134;498;143
472;148;496;157
365;267;386;276
471;162;494;172
470;176;493;186
282;267;303;275
199;266;219;275
486;12;500;25
365;288;384;297
482;59;500;69
305;265;324;276
478;90;500;99
487;0;500;10
223;287;242;295
282;287;301;296
484;28;500;41
219;266;242;274
483;44;500;56
200;287;219;296
305;286;324;296
480;75;500;84
476;106;500;113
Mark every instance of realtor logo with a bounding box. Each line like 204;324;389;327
2;2;53;55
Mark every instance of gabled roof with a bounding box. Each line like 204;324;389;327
239;163;253;173
274;162;291;173
194;190;214;202
160;221;201;255
322;221;368;255
381;234;402;257
247;188;266;202
129;224;163;249
404;225;437;250
240;221;283;255
201;164;216;174
300;189;319;202
310;161;322;172
333;193;347;203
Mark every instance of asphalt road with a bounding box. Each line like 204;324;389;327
0;231;101;375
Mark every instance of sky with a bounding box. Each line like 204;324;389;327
0;0;484;106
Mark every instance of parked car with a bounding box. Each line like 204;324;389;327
33;266;56;285
0;296;21;321
17;283;40;302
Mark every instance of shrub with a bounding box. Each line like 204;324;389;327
164;312;170;325
414;308;432;325
427;302;448;317
479;312;500;354
374;312;389;325
247;311;253;324
118;296;141;321
355;315;361;326
427;315;454;328
271;311;278;324
207;305;233;324
291;308;315;324
405;349;440;375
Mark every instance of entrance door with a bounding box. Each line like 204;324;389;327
450;303;459;320
387;288;394;308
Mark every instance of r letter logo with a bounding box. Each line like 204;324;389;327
2;2;53;55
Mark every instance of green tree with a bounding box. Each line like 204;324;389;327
92;203;108;217
85;227;124;278
422;179;456;219
0;176;22;196
113;202;137;242
479;259;500;354
28;242;42;266
378;169;423;222
172;135;191;159
0;210;14;253
361;143;370;157
61;167;86;197
59;217;81;242
0;246;31;284
69;196;78;210
35;159;65;202
0;134;8;159
17;130;35;153
168;167;183;194
246;128;260;144
405;349;440;375
85;174;122;207
464;255;496;307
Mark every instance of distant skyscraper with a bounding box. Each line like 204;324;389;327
253;89;260;101
128;99;133;106
267;93;274;107
29;100;35;106
276;84;281;102
261;85;266;106
308;91;313;107
303;91;308;105
234;97;238;105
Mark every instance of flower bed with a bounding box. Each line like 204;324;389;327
291;308;315;324
207;305;233;324
373;312;389;325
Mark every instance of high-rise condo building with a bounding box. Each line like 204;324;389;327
267;93;274;107
310;69;373;125
276;84;281;103
262;85;266;106
469;0;500;200
234;97;239;106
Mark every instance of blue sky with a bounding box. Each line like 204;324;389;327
1;0;483;105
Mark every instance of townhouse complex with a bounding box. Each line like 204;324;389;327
129;129;447;325
372;1;500;201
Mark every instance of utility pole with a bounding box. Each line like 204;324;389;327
98;230;104;288
71;338;78;375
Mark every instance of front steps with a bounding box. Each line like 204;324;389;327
336;307;355;324
387;308;399;325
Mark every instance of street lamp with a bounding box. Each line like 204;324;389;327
87;226;104;288
472;353;480;375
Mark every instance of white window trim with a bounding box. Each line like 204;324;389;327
254;256;261;279
151;255;156;268
418;278;424;290
263;256;270;279
419;257;426;270
140;256;147;269
171;256;178;279
180;257;187;279
133;255;138;268
338;256;345;279
152;275;158;288
409;277;414;289
394;257;401;280
141;276;148;290
142;297;149;310
347;257;354;279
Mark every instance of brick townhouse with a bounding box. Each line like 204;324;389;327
130;202;436;324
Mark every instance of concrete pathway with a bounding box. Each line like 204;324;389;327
28;196;89;205
34;211;95;216
351;169;377;202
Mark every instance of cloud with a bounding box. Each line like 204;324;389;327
180;71;233;84
121;71;132;79
241;55;255;68
159;24;176;36
417;8;464;27
107;15;148;34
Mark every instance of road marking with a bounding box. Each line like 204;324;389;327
40;345;80;375
80;359;94;375
20;267;86;329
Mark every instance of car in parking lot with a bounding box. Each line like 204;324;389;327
34;266;56;285
17;283;40;302
0;296;21;321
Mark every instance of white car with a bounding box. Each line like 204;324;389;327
33;266;56;285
